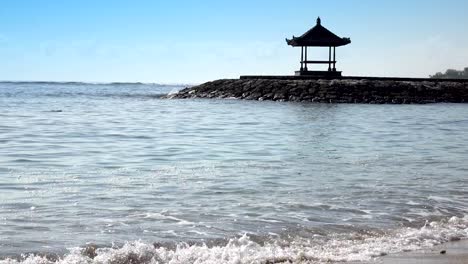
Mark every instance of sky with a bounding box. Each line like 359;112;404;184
0;0;467;83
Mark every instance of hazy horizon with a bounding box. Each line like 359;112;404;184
1;0;467;83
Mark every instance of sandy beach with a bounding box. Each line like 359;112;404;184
383;240;468;264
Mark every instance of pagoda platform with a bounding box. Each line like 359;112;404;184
295;70;342;77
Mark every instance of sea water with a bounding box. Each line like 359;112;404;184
0;82;468;263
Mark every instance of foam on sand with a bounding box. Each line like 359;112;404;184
1;216;467;264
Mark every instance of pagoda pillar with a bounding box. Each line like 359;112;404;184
304;46;308;71
333;46;336;71
328;46;332;71
300;46;304;71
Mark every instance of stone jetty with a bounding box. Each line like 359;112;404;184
166;78;468;104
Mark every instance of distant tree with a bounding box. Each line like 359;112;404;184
446;69;459;78
431;72;444;78
430;67;468;79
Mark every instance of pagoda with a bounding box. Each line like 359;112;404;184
286;17;351;77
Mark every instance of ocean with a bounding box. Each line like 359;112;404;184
0;82;467;263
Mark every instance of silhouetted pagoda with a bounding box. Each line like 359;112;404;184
286;17;351;77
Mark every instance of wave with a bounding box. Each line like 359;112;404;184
1;216;467;264
0;82;187;99
39;92;170;99
0;81;194;87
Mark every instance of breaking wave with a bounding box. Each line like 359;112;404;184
2;216;467;264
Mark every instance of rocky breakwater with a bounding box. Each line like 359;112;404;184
166;79;468;104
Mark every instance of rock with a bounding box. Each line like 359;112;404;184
82;244;99;259
246;92;262;100
166;78;468;104
273;92;286;101
263;93;273;100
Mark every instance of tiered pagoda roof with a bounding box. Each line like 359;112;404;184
286;17;351;47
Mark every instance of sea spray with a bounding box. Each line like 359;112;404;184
2;216;467;264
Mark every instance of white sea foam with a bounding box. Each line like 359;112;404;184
2;216;467;264
167;88;181;96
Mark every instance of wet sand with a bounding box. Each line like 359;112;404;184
383;240;468;264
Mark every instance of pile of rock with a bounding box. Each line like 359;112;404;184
165;79;468;104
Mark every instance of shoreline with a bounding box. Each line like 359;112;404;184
2;237;467;263
166;78;468;104
382;239;468;264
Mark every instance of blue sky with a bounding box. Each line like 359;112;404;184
0;0;467;83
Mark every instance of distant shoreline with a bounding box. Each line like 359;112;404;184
166;77;468;104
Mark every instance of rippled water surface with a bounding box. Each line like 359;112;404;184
1;82;468;263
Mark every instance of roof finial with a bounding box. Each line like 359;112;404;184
317;17;321;25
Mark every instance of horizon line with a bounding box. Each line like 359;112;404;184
0;80;197;86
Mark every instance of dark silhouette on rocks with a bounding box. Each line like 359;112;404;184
165;17;468;104
286;17;351;77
